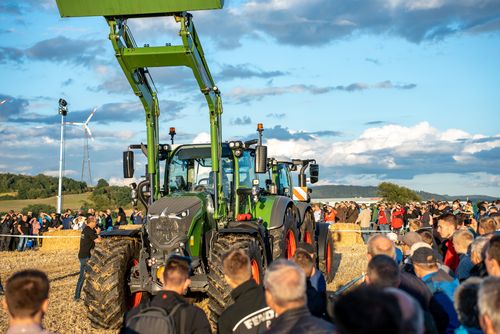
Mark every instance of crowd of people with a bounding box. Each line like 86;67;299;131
1;198;500;334
0;207;144;252
313;199;499;243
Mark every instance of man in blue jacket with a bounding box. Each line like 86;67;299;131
412;247;459;333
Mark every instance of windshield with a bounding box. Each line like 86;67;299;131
168;146;233;194
238;150;256;188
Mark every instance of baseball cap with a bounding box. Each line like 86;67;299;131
386;232;398;243
297;242;315;255
412;247;437;264
398;232;422;247
409;242;432;257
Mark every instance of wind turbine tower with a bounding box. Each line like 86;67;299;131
67;107;97;186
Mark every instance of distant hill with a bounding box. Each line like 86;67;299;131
0;173;88;200
311;185;497;202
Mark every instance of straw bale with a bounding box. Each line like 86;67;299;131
118;224;142;230
329;223;364;246
40;230;81;252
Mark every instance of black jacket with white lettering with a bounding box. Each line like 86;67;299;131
218;279;276;334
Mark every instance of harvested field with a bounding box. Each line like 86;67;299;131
0;250;115;334
0;242;367;333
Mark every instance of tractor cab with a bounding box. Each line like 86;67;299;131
167;144;233;195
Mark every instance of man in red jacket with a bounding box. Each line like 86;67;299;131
436;214;459;273
391;205;405;233
378;204;390;232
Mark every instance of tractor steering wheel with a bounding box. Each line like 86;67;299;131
197;178;210;185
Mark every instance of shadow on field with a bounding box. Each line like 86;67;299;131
51;271;79;282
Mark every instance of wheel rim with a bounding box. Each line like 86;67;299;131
286;230;297;259
129;259;142;309
304;231;312;244
251;259;260;284
326;242;331;274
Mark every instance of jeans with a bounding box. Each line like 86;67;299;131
17;236;27;251
361;227;370;243
75;258;89;300
379;224;390;232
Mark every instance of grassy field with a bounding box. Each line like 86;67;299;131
0;192;92;212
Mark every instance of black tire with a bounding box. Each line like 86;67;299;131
83;237;141;329
207;233;265;326
300;209;315;245
319;231;335;283
270;206;300;260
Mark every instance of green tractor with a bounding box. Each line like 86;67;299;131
54;0;325;329
265;158;335;282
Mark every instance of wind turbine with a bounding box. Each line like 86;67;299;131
0;99;8;105
66;107;97;186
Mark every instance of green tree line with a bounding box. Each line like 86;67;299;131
0;173;88;200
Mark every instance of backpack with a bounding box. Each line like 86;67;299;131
124;302;185;334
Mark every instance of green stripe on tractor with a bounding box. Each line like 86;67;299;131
55;0;224;17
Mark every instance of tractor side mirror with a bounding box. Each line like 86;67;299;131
123;151;134;178
309;164;319;183
255;145;268;173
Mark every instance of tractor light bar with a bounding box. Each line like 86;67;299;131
229;140;243;149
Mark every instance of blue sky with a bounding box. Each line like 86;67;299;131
1;0;499;197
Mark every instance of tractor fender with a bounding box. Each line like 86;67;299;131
269;196;294;230
294;201;312;225
217;222;265;238
316;223;330;261
100;229;141;238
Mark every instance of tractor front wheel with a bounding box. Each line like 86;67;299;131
83;237;141;329
207;233;265;326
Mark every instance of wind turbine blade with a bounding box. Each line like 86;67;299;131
85;107;98;125
0;99;8;105
85;125;94;141
65;122;84;125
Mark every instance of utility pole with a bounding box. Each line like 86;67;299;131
57;98;68;214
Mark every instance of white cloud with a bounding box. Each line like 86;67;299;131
193;132;211;144
15;166;32;172
264;122;500;174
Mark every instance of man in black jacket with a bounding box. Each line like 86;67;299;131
292;249;325;318
264;260;334;334
122;255;211;334
218;249;276;334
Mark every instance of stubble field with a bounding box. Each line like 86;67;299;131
0;244;367;333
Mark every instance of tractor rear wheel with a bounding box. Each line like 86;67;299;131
319;231;335;283
83;237;141;329
270;206;299;260
300;209;315;245
207;233;265;326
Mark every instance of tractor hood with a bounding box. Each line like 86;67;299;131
146;195;204;252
